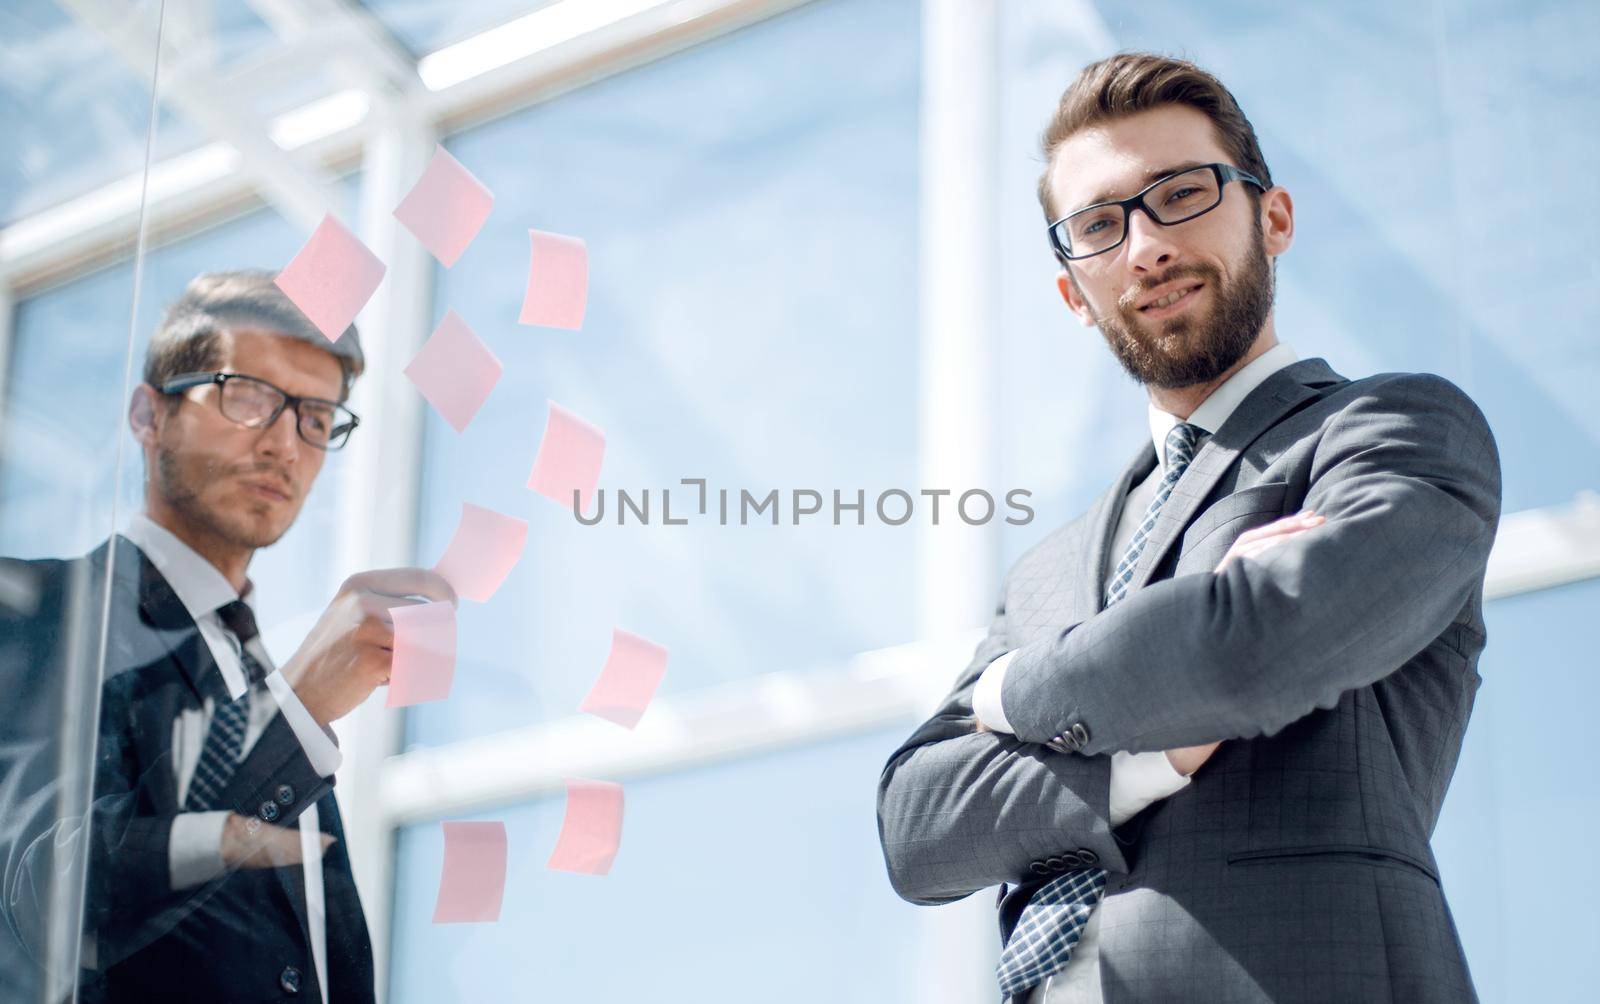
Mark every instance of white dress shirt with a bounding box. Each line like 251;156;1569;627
120;513;338;1004
971;342;1300;1001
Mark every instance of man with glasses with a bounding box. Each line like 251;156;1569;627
1;270;454;1002
878;53;1499;1002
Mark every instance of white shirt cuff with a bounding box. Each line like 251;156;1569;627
972;649;1019;734
1108;749;1192;827
263;670;342;778
169;811;230;890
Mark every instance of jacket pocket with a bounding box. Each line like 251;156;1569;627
1227;843;1439;883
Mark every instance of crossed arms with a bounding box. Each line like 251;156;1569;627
877;373;1501;904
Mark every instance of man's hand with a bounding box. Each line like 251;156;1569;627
220;812;335;870
980;511;1328;764
1165;510;1326;775
281;568;457;726
1214;509;1324;574
1164;743;1221;776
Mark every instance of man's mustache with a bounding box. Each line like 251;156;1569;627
1119;266;1215;312
217;461;296;495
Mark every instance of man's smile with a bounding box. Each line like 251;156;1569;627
1136;282;1205;317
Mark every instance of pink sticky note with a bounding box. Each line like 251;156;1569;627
393;145;494;268
579;628;668;729
527;401;605;514
386;601;457;707
546;779;623;876
518;229;588;330
404;310;503;433
432;821;507;923
432;502;528;603
274;213;386;342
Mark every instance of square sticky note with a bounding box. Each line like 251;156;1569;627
404;310;503;433
432;502;528;603
386;600;457;708
432;820;507;923
579;628;668;729
527;401;605;515
546;779;623;876
518;229;588;330
393;145;494;268
274;213;386;342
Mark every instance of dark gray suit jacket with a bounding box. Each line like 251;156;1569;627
0;537;374;1003
877;357;1500;1002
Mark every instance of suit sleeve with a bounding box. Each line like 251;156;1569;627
998;372;1502;753
876;566;1139;906
2;640;332;973
85;708;333;967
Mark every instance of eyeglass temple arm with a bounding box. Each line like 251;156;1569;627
157;372;224;394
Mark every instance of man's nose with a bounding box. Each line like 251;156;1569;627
1123;207;1179;273
255;404;301;462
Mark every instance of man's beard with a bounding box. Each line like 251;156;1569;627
1091;223;1274;390
154;441;292;551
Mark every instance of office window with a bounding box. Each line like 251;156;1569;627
404;0;922;748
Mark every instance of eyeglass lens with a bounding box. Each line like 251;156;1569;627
216;376;347;448
1062;166;1223;257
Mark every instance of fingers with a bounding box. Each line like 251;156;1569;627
341;567;458;607
234;821;306;870
357;591;425;627
233;823;338;870
1214;510;1325;574
1233;509;1324;545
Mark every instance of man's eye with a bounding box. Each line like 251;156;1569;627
1166;186;1201;203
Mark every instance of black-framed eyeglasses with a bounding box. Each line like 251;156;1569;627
159;371;360;451
1047;163;1267;263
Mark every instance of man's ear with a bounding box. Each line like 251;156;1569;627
128;384;162;448
1055;268;1097;328
1260;186;1294;257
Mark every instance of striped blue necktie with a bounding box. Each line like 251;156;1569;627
184;600;268;812
995;421;1204;998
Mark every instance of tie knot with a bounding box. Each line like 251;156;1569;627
1164;422;1203;472
215;599;260;646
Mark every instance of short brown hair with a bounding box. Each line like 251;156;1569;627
1037;52;1273;222
143;270;366;403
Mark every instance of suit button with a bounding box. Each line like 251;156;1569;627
1077;848;1099;865
1071;723;1090;747
1029;861;1050;877
1045;856;1065;872
276;784;295;806
259;801;280;823
1046;736;1072;754
1061;851;1084;868
279;965;302;994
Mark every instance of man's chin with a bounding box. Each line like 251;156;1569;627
217;504;296;549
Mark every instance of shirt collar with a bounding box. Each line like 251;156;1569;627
121;512;251;621
1146;341;1299;473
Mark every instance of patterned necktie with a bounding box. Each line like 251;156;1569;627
184;600;269;812
995;422;1204;998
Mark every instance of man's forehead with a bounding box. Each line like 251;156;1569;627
217;328;343;396
1048;107;1229;214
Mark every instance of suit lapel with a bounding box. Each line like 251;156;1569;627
1122;358;1338;594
